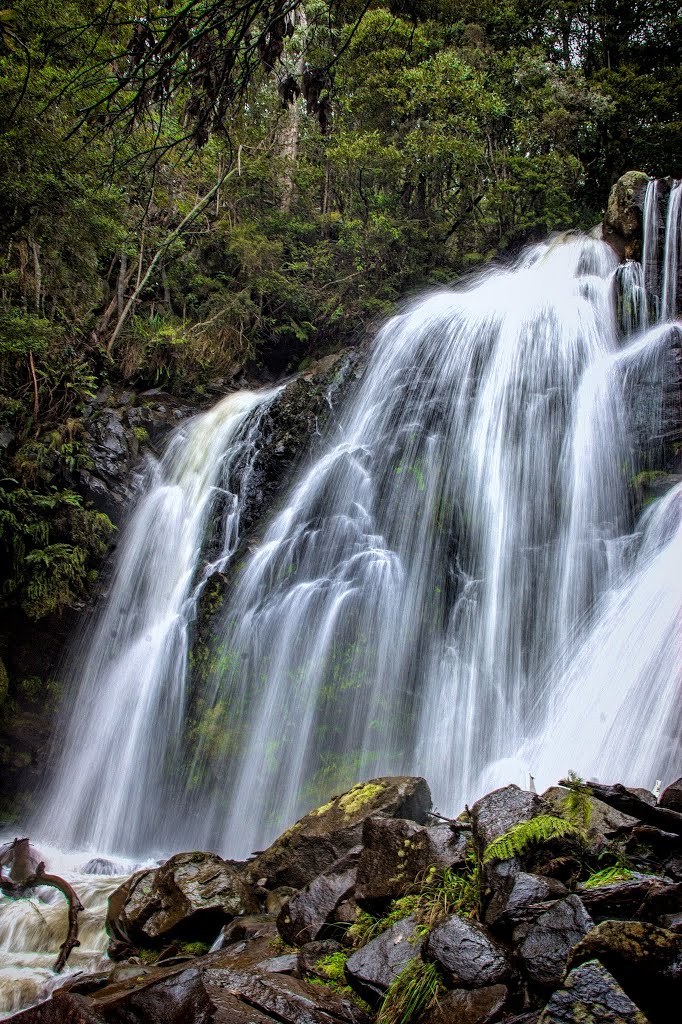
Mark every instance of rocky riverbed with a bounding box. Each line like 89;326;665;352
3;773;682;1023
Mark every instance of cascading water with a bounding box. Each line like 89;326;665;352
179;232;680;859
34;388;281;858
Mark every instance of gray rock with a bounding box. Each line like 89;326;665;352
539;960;651;1023
515;895;593;989
248;777;432;890
419;984;508;1024
298;939;344;979
567;919;682;1022
425;914;511;988
659;778;682;814
578;875;676;924
344;915;422;1005
603;170;650;260
485;871;568;932
277;848;361;945
257;954;299;974
106;851;259;952
470;786;551;856
355;818;468;904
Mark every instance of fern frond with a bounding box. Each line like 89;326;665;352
482;815;583;864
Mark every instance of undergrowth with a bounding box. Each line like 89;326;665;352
375;957;443;1024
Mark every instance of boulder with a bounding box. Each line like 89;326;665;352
298;939;345;979
485;871;568;933
470;786;551;857
578;874;675;924
344;915;422;1005
538;960;651;1023
602;170;650;260
354;818;468;905
106;851;259;953
568;919;682;1023
210;914;278;954
659;778;682;814
542;785;639;847
277;848;361;945
514;895;593;989
418;984;508;1024
424;914;512;988
248;777;432;890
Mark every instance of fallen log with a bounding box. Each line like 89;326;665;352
0;837;84;972
559;780;682;838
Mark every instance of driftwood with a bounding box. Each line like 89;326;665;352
0;837;84;972
560;780;682;838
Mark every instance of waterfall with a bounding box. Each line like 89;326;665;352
630;177;682;328
35;388;281;858
661;180;682;320
180;234;678;859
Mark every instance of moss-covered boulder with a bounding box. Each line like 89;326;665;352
247;776;431;890
602;170;650;259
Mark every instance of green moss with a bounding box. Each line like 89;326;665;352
179;940;211;956
338;781;384;816
310;799;335;817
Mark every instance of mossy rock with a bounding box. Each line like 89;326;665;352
603;170;650;260
248;776;431;890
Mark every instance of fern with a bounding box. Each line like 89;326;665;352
376;958;443;1024
562;770;593;828
582;865;634;889
482;815;583;864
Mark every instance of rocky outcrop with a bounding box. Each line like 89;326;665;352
247;776;432;890
603;170;650;259
106;852;259;954
11;774;682;1024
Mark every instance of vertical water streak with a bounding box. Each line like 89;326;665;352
36;388;280;858
661;180;682;320
642;178;662;321
616;260;648;334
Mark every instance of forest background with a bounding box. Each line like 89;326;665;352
0;0;680;810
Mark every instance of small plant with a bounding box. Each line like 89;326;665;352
376;957;443;1024
483;815;583;864
582;865;634;889
562;770;593;828
179;940;211;956
315;950;349;986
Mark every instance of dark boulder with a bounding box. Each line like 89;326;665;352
248;777;432;891
106;851;259;953
659;778;682;814
514;895;593;989
344;915;422;1005
418;984;508;1024
354;818;468;905
424;914;512;988
578;874;676;924
7;991;105;1024
298;939;345;979
470;786;551;857
568;919;682;1024
277;848;361;945
485;871;568;933
538;960;651;1023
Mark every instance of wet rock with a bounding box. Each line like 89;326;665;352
485;871;568;932
248;777;432;890
265;886;296;916
620;823;682;878
424;914;512;988
603;170;650;260
277;848;361;945
538;960;651;1023
659;778;682;814
258;954;299;974
80;858;126;876
470;786;551;856
344;915;422;1005
209;914;278;954
637;879;682;931
298;939;344;979
106;851;259;953
514;895;593;989
7;990;105;1023
578;874;675;924
354;818;468;905
542;785;639;847
419;984;508;1024
568;919;682;1023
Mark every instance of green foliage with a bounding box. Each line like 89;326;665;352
178;941;211;957
562;770;593;828
376;957;443;1024
483;815;584;864
582;865;634;889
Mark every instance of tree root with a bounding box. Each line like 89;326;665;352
0;837;84;972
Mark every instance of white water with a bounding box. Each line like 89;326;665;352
36;388;281;858
0;844;133;1019
176;233;679;858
